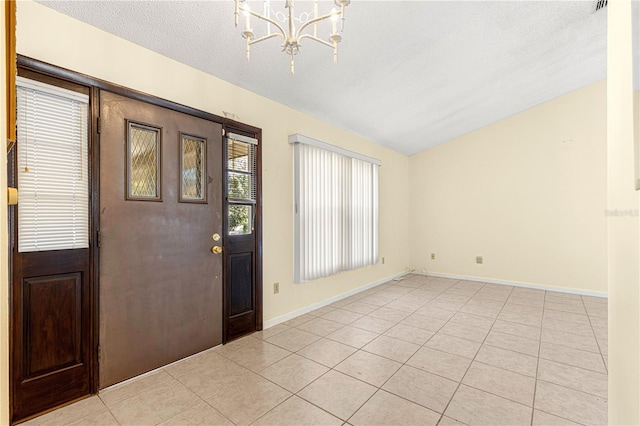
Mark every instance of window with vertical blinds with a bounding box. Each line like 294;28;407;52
16;76;89;252
290;134;380;283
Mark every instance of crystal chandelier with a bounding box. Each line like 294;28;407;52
234;0;350;75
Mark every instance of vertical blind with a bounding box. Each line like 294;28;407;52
291;134;380;283
17;76;89;252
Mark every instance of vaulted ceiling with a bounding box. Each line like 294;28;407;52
38;1;612;155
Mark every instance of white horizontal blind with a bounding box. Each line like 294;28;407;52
292;135;379;283
17;77;89;252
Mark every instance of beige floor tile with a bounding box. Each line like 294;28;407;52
458;301;502;318
545;293;583;305
164;350;231;381
415;306;457;321
462;361;535;406
321;309;364;325
438;416;468;425
330;298;353;308
385;299;424;312
542;317;593;336
407;347;472;382
157;399;233;426
543;310;590;325
176;360;254;399
349;390;440;426
297;338;357;367
425;333;481;359
491;319;541;340
510;288;546;300
298;370;377;421
474;289;511;302
109;378;201;426
341;301;379;315
382;365;458;413
326;325;379;348
439;321;489;343
253;323;291;340
217;337;291;372
484;330;540;357
537;359;607;398
266;328;322;352
24;396;109;426
500;302;543;317
253;396;342;426
427;300;467;312
204;374;291;426
534;380;607;425
259;354;329;393
297;317;345;337
603;355;608;369
444;385;531;426
100;370;175;407
350;316;396;334
359;294;395;307
362;335;421;362
585;304;607;319
475;345;538;377
282;313;315;327
335;350;401;387
384;323;435;345
368;307;411;323
532;409;582;426
539;342;607;373
401;313;448;331
544;301;587;315
541;328;600;353
449;312;495;331
497;310;542;328
67;410;120;426
507;295;545;308
309;306;337;316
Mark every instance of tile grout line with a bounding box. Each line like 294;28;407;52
530;288;547;426
581;294;608;375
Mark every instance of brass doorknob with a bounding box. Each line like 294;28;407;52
211;246;223;254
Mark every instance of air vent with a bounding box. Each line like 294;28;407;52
593;0;607;13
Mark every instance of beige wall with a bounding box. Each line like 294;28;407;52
15;0;411;324
1;2;10;425
408;81;608;294
607;1;640;423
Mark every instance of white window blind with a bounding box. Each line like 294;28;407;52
290;134;380;283
17;76;89;252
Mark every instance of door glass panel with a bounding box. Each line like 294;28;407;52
127;122;161;200
16;77;89;252
229;205;252;235
181;134;206;202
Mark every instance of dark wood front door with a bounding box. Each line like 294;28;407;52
99;91;223;387
11;74;96;423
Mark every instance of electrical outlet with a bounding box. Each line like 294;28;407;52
430;253;435;260
476;256;483;264
273;282;280;294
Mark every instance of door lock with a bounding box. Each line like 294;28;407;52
211;246;223;254
212;233;221;241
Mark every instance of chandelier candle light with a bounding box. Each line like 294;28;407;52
234;0;350;74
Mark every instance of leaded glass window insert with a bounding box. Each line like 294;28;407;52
127;121;161;201
180;134;207;203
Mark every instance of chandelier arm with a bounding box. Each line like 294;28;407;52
295;11;341;39
249;32;284;45
298;34;334;48
247;9;288;40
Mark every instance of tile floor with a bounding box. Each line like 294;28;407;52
24;275;608;426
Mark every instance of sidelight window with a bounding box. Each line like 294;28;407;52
16;77;89;252
226;133;257;235
290;133;380;283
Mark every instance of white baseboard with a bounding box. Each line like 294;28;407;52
263;271;408;329
418;270;607;298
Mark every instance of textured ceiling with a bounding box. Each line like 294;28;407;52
38;1;610;155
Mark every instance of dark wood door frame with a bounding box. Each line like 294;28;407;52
11;55;263;421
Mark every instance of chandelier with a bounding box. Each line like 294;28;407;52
234;0;350;74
